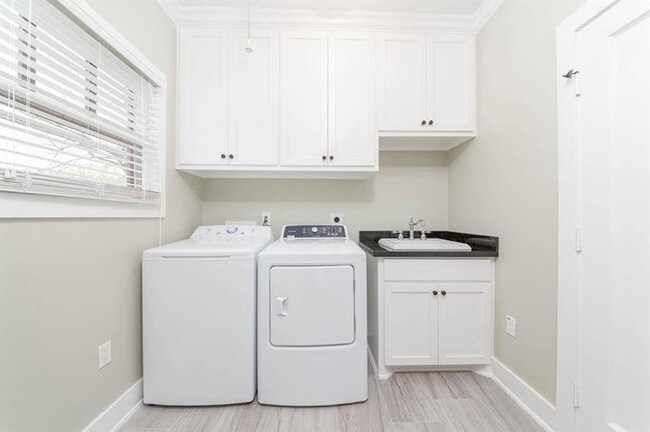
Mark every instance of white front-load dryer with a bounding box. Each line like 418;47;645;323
142;225;272;406
257;225;367;406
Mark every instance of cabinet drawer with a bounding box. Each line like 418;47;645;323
384;259;492;282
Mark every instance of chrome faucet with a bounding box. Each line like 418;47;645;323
408;217;425;240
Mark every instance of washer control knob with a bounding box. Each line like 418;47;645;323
311;226;318;233
226;226;238;234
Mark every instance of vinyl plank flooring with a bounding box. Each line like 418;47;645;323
121;368;544;432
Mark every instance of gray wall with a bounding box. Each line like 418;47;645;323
447;0;584;402
0;1;202;430
202;152;449;240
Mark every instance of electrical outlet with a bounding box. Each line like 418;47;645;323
331;213;344;224
98;340;111;369
262;212;271;227
505;315;517;338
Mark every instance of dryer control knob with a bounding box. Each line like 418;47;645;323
226;226;238;234
311;226;318;233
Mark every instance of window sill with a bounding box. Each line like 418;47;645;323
0;192;164;219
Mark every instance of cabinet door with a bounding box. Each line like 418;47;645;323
426;35;476;132
328;32;377;167
437;283;491;365
385;283;438;366
377;34;427;132
280;31;328;166
178;29;228;165
228;30;279;166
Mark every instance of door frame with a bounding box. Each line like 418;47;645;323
556;1;619;431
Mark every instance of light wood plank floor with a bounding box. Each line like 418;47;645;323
121;366;544;432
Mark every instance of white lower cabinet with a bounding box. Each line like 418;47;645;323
369;258;494;375
385;283;438;365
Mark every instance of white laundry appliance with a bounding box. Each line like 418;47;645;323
142;225;272;406
257;224;367;406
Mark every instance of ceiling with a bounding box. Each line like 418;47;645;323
174;0;486;16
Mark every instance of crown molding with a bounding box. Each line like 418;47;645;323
472;0;504;32
155;0;504;34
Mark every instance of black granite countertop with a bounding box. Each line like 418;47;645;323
359;230;499;258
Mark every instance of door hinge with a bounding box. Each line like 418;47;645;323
573;382;580;408
575;228;583;253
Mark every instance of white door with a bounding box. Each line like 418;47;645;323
269;265;355;347
178;29;228;165
280;31;329;167
437;283;490;365
384;283;438;366
572;2;650;431
377;33;427;132
426;35;475;132
328;32;377;167
228;30;279;166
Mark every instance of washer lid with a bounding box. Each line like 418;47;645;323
143;225;272;258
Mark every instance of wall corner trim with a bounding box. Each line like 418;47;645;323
471;0;504;32
487;358;558;432
83;379;143;432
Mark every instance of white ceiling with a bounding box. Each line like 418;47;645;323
174;0;486;16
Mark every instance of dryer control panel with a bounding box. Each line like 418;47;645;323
282;225;347;239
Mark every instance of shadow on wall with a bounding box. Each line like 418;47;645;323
200;152;449;204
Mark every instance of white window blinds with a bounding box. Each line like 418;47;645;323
0;0;161;204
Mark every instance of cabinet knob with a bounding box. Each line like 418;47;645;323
322;155;327;161
329;155;334;161
441;290;447;296
428;120;433;126
229;154;234;159
221;154;226;159
421;120;426;126
432;290;438;296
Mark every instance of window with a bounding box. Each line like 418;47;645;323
0;0;164;217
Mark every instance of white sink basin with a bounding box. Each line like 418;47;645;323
378;238;472;252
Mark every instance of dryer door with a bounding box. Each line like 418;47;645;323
269;265;355;347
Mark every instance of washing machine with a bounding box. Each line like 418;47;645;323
142;225;272;406
257;224;367;406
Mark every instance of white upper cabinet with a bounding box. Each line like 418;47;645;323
176;24;476;177
377;34;427;132
427;35;475;132
280;31;329;167
228;30;279;166
377;33;476;137
328;32;377;167
178;29;228;165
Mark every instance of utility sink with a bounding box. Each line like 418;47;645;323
378;238;472;252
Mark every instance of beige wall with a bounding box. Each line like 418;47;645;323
202;152;449;240
448;0;584;402
0;1;202;431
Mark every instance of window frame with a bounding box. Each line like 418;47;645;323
0;0;167;219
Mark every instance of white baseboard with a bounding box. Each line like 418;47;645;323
83;378;143;432
488;358;557;432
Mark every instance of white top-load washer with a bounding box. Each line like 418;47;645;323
142;225;272;406
257;224;367;406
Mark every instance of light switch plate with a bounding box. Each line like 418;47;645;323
506;315;517;338
98;340;111;369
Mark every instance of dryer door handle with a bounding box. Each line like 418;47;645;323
275;296;289;317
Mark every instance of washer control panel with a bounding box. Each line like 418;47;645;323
282;224;347;239
191;225;271;240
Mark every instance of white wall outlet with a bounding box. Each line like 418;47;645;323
98;340;111;369
331;213;344;224
262;212;271;227
505;315;517;338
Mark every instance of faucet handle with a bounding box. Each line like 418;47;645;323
397;231;404;240
420;231;427;240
